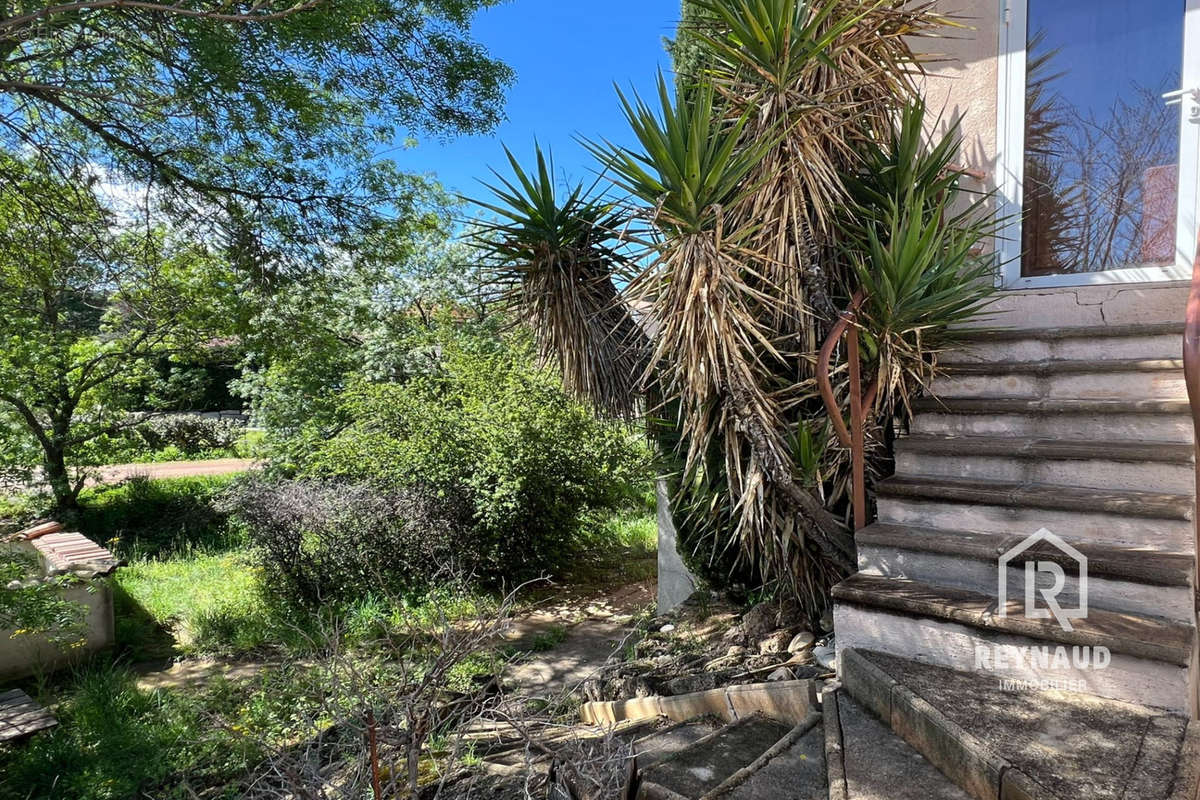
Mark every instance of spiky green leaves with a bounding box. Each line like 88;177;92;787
692;0;866;88
841;101;1000;413
588;73;766;236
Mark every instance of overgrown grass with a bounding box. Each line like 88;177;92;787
114;548;311;659
75;474;243;559
1;477;659;798
114;547;507;659
0;663;262;800
568;488;658;585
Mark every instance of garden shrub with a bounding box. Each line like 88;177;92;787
224;477;474;604
288;334;647;591
132;413;246;455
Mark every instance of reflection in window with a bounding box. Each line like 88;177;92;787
1021;1;1181;276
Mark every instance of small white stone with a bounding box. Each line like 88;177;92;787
658;623;675;633
787;631;816;654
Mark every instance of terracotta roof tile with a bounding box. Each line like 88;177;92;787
28;532;121;577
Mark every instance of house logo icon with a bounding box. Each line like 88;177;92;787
997;528;1087;633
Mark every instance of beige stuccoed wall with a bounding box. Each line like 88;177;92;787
0;581;115;681
915;2;1001;185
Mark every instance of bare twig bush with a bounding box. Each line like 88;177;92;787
227;579;530;800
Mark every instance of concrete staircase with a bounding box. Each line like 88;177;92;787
553;666;1199;799
833;320;1199;714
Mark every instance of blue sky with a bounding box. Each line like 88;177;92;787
394;0;681;202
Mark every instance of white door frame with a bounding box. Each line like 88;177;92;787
995;0;1200;289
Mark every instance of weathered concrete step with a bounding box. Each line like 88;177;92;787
638;714;792;800
896;432;1194;463
930;359;1186;401
910;397;1194;443
855;523;1196;621
894;433;1196;492
945;357;1185;375
705;713;825;799
879;476;1194;518
825;688;970;800
832;575;1195;711
839;648;1200;800
940;323;1183;365
876;476;1195;550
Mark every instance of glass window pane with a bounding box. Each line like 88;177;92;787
1022;1;1182;276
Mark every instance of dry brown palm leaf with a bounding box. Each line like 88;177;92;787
693;0;949;349
593;75;856;573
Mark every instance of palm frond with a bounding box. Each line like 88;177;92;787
465;144;649;417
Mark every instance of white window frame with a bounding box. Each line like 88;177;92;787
994;0;1200;289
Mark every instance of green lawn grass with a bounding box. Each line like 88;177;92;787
113;548;311;659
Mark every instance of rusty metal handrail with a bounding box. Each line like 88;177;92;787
818;290;878;532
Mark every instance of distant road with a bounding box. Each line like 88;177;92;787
92;458;260;485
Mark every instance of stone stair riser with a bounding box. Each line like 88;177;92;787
856;545;1196;622
894;451;1197;493
833;604;1193;712
938;333;1181;365
877;498;1195;551
930;371;1187;401
910;411;1195;443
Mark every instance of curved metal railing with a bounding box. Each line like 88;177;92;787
817;290;878;531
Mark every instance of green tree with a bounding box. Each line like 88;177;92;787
232;190;479;466
0;0;512;273
667;0;718;88
0;156;235;509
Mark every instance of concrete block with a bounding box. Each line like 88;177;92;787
658;688;731;723
838;647;896;723
656;480;698;614
724;680;814;725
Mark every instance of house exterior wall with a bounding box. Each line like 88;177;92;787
915;2;1192;329
917;1;1000;188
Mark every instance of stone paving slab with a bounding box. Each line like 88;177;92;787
721;718;826;800
640;715;791;799
838;692;970;800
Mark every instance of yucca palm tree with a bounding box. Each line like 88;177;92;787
469;0;996;621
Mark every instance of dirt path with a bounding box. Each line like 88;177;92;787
131;580;655;699
134;658;270;692
92;458;259;485
504;579;655;697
